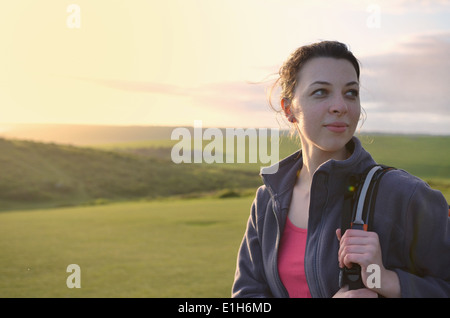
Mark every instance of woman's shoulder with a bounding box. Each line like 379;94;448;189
373;168;448;249
382;168;423;188
382;168;441;194
379;167;448;211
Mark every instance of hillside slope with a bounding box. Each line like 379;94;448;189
0;134;449;211
0;138;262;210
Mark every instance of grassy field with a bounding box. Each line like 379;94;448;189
0;196;253;297
359;135;450;180
1;133;448;211
0;132;448;298
0;138;262;211
96;134;450;201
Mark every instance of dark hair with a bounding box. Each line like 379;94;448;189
269;41;360;109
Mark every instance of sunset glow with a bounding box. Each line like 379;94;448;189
1;1;450;133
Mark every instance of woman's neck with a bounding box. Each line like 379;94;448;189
299;141;350;188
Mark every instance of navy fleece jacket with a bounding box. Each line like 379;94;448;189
232;137;450;298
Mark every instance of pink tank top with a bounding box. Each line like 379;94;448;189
277;217;311;298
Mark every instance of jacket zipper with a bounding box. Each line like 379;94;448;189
306;172;329;298
266;185;289;298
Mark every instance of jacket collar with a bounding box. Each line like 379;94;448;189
260;136;376;199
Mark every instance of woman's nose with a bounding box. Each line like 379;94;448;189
329;95;348;115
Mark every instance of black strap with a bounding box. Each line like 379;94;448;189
339;165;395;290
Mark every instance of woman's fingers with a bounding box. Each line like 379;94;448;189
332;285;378;298
337;229;380;268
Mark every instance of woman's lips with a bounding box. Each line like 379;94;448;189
324;122;348;133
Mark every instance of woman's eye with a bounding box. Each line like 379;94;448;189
312;89;327;97
345;89;359;98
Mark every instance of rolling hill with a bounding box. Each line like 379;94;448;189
0;138;262;211
0;123;177;145
0;126;449;211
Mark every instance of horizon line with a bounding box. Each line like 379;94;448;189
0;122;449;137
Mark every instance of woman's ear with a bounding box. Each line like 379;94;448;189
281;98;297;123
281;98;290;113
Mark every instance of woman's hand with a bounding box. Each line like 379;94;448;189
332;285;378;298
336;228;401;298
336;228;383;279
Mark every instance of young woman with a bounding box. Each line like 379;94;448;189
231;41;450;298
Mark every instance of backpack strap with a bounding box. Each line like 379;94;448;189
339;165;396;290
352;165;382;230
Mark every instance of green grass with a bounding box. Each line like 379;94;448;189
359;135;450;179
96;134;450;200
0;133;449;298
0;138;262;211
0;196;253;297
1;134;449;211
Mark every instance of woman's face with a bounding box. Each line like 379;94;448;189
291;57;361;155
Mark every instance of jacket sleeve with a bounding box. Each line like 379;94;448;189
232;187;273;298
393;180;450;298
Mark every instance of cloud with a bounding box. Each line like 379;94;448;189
72;30;450;134
74;76;271;114
191;81;270;113
360;31;450;116
72;77;189;96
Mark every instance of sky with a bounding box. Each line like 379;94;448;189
0;0;450;134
